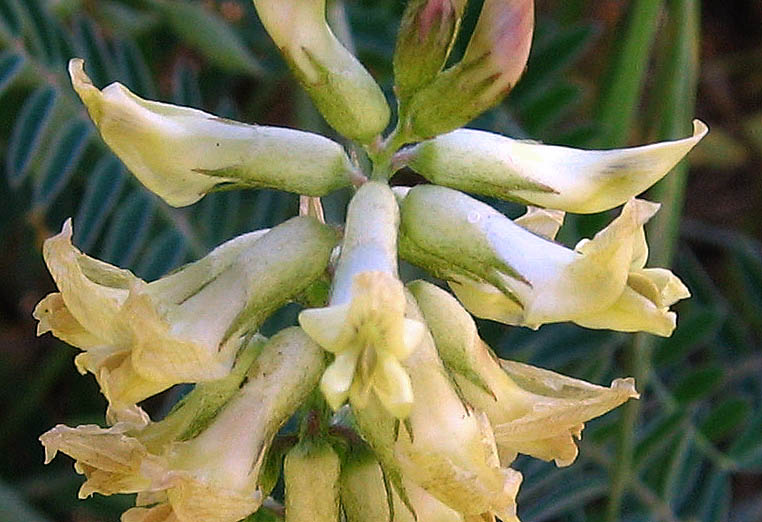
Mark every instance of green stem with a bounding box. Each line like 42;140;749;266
367;124;411;182
605;1;700;520
594;0;664;148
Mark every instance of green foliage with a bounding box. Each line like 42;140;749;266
1;1;760;521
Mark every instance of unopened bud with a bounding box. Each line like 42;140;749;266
394;0;467;101
403;0;534;138
284;440;341;522
252;0;390;143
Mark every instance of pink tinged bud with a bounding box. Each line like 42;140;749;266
394;0;467;101
466;0;534;101
403;0;535;139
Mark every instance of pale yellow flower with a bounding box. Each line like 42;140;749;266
404;120;707;213
69;59;357;207
352;292;521;520
398;185;689;335
40;329;324;522
34;217;335;422
283;439;341;522
300;182;424;418
410;280;639;467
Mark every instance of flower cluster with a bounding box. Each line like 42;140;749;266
36;1;706;521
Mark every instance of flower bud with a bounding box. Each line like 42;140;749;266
403;0;534;138
341;447;465;522
406;280;492;394
284;439;341;522
403;120;708;213
394;0;467;101
34;216;336;421
408;279;639;466
69;59;358;207
252;0;390;143
351;292;521;519
299;182;424;418
398;185;688;334
42;328;325;522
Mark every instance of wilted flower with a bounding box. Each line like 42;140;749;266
34;217;336;422
41;328;325;522
404;0;534;138
69;59;359;207
299;182;425;419
398;185;689;335
251;0;390;143
402;119;708;213
410;280;639;466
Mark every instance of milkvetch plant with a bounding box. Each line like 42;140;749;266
34;0;706;520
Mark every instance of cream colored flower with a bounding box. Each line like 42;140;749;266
403;120;707;213
352;292;521;520
69;59;357;207
34;217;336;422
410;280;639;467
40;329;324;522
398;185;689;335
299;182;424;418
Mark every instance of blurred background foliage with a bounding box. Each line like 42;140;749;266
1;0;761;521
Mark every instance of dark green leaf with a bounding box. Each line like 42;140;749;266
521;473;608;521
0;51;24;97
19;0;62;65
520;82;583;135
0;0;22;37
136;229;187;280
100;189;156;267
6;85;57;187
673;366;723;403
634;412;684;468
96;0;160;37
593;0;663;148
197;191;242;247
74;155;126;251
653;305;724;366
700;397;750;443
698;471;731;522
33;119;91;208
114;38;156;98
661;432;700;510
172;59;202;107
511;23;597;107
152;0;263;76
728;410;762;472
0;479;53;522
72;15;116;88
